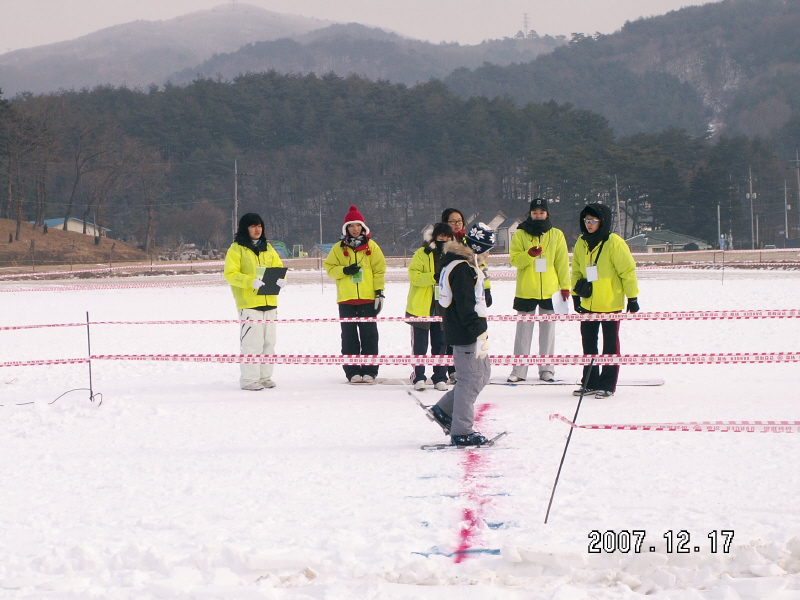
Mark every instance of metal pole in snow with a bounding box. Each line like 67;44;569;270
86;311;94;401
544;357;595;524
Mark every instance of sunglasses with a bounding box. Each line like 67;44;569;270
583;219;600;225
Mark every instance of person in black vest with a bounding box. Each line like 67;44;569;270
427;223;496;446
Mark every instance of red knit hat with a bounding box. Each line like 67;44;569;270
342;205;370;235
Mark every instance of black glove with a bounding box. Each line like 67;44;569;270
342;264;361;275
573;295;586;314
374;290;384;314
484;288;493;308
627;297;640;313
573;278;593;298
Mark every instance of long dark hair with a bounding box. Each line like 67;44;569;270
234;213;266;247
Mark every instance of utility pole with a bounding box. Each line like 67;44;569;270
614;175;621;236
756;214;759;249
746;166;756;249
792;150;800;236
785;180;790;242
232;159;238;238
717;204;721;249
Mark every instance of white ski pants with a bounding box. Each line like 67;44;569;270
239;308;277;387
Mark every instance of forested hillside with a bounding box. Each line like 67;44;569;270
168;23;565;88
446;0;800;143
1;73;792;255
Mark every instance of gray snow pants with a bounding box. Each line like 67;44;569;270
435;341;492;436
509;307;556;380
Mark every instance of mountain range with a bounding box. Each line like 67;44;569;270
0;4;331;96
446;0;800;140
2;0;800;144
0;3;562;97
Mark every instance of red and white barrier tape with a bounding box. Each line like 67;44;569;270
0;358;90;368
5;308;800;331
0;278;220;293
86;351;800;366
6;351;800;369
550;414;800;433
0;261;225;280
638;262;800;270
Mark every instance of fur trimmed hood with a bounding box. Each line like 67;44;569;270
439;239;475;270
421;227;436;252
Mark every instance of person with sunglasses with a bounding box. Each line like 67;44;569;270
571;203;639;398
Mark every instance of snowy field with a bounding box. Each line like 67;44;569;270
2;268;800;599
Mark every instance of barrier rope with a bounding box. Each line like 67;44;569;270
0;261;225;280
4;308;800;331
0;358;90;368
76;351;800;366
0;278;221;294
550;414;800;433
638;261;800;270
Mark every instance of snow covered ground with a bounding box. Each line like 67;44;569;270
2;268;800;599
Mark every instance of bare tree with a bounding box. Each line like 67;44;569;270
60;107;122;231
2;100;54;239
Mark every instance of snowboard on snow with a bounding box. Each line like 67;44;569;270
344;377;451;386
489;377;664;386
383;379;454;387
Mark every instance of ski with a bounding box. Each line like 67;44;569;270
421;431;508;451
408;390;450;435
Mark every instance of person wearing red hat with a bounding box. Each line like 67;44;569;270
324;206;387;383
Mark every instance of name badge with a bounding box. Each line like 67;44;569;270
352;269;364;283
535;258;547;273
586;265;599;282
434;284;441;300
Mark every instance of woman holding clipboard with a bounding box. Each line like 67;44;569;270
224;213;286;391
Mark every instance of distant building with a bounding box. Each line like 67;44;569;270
625;230;712;253
309;243;336;258
484;212;521;254
36;218;110;237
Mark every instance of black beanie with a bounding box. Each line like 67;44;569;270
530;198;549;212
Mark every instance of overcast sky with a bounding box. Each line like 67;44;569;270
2;0;717;53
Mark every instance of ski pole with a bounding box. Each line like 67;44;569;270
544;357;595;524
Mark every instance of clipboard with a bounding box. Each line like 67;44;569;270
257;267;288;295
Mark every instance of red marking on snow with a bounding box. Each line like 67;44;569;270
453;403;494;563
